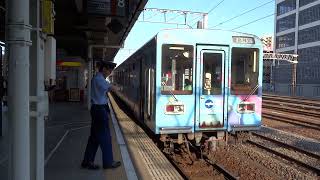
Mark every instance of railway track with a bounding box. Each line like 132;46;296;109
262;94;320;118
112;93;239;180
248;132;320;176
262;97;320;108
262;113;320;131
262;94;320;130
166;142;239;180
263;102;320;118
206;159;240;180
263;94;320;106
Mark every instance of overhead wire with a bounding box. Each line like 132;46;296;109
190;16;203;27
209;0;275;28
189;15;203;25
230;13;275;30
140;10;161;22
166;13;181;23
191;0;225;27
207;0;225;14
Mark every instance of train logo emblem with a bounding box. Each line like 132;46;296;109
205;100;214;108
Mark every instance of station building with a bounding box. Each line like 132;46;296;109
275;0;320;97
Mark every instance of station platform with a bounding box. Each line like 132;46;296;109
45;94;183;180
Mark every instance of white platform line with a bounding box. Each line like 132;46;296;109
45;130;69;165
47;121;90;129
108;99;138;180
44;125;91;166
69;125;90;132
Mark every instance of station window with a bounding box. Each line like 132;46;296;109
276;32;295;49
231;48;259;95
300;0;318;7
299;4;320;26
298;25;320;45
161;44;194;95
277;0;296;16
276;14;295;33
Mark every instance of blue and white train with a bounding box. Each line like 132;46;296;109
110;29;263;150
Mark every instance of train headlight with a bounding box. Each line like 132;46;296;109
237;102;255;114
165;104;185;114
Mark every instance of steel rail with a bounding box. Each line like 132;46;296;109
262;114;320;131
251;132;320;160
262;95;320;105
247;140;320;175
262;109;320;127
188;143;239;180
263;103;320;118
263;99;320;111
205;159;240;180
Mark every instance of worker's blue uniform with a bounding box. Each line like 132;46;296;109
83;72;113;167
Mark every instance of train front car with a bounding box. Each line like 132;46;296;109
155;29;263;152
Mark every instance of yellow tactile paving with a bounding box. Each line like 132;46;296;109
109;94;183;180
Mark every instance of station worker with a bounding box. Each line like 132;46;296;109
81;61;121;170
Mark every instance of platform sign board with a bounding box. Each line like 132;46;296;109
128;0;140;17
88;0;127;17
42;0;54;34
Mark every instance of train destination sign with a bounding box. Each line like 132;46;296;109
232;36;255;44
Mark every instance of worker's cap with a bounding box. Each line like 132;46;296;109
98;61;117;70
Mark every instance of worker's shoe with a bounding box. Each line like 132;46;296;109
81;161;100;170
103;161;121;169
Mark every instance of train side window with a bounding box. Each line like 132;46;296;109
231;48;259;95
161;44;194;95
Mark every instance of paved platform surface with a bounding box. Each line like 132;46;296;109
45;102;127;180
1;95;183;180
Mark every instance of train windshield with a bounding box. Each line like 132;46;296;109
161;44;194;95
231;48;259;95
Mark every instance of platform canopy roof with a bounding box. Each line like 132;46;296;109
0;0;4;41
0;0;148;62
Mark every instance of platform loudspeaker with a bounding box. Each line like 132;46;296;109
107;19;124;34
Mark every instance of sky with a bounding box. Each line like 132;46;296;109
114;0;275;65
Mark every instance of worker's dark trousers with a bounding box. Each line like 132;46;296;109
83;104;113;166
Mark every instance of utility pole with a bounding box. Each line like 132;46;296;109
6;0;31;179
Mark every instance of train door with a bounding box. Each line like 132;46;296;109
196;45;229;130
143;55;155;130
139;57;145;122
144;68;155;120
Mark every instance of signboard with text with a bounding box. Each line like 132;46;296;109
88;0;127;17
42;0;54;34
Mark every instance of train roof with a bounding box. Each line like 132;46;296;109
155;28;262;46
114;28;262;69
